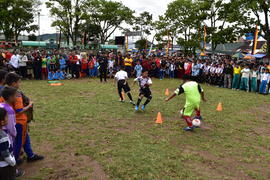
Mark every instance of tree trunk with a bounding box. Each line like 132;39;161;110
263;7;270;56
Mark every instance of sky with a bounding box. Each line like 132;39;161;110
37;0;174;36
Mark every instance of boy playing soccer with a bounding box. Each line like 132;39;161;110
165;75;206;131
5;73;44;164
114;66;135;105
134;70;153;111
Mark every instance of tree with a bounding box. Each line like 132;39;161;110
135;39;148;50
199;0;240;51
133;11;153;39
28;34;37;41
165;0;204;54
46;0;84;46
232;0;270;56
0;0;39;43
83;0;134;44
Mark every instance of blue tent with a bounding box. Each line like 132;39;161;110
252;54;266;59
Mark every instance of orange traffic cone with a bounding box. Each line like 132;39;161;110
155;112;163;124
216;102;222;112
165;88;170;96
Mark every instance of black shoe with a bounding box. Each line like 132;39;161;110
16;169;25;178
27;154;44;162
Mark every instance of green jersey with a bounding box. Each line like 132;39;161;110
175;81;203;105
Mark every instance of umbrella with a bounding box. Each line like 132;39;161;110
200;52;206;56
252;54;266;58
232;52;245;59
243;54;255;60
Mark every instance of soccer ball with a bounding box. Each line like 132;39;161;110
192;119;201;127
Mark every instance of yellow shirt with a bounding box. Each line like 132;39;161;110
233;67;241;74
124;58;133;66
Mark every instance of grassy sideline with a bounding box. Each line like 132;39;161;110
19;78;270;180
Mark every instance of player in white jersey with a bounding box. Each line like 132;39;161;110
114;66;135;105
134;70;153;111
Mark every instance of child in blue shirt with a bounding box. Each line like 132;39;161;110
134;61;143;78
59;57;66;72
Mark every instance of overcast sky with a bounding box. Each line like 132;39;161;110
37;0;174;36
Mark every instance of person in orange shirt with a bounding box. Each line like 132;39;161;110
5;73;44;164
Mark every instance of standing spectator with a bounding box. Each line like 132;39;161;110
251;66;259;92
88;58;95;78
259;69;269;94
223;61;233;88
108;57;115;79
240;64;251;92
124;54;133;77
98;53;108;82
69;53;80;79
41;56;47;80
169;61;175;78
134;61;143;78
33;53;42;80
191;61;200;82
59;56;66;72
19;52;28;79
9;52;19;73
232;63;241;90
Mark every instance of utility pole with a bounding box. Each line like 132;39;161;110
38;11;40;46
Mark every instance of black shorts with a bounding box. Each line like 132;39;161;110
139;87;152;99
118;80;131;93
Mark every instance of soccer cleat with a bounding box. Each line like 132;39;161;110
141;105;145;111
135;106;139;111
119;99;124;103
194;116;203;120
183;126;194;131
16;169;25;178
27;154;44;162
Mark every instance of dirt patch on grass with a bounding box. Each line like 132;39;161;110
20;140;108;180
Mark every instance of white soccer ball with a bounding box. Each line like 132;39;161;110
192;119;201;127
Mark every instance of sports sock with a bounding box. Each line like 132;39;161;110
127;92;133;101
118;91;123;100
182;115;192;127
195;109;201;117
136;98;142;106
143;99;151;106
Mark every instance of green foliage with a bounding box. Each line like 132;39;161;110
28;34;37;41
231;0;270;55
135;39;147;50
83;0;134;44
46;0;84;46
133;11;153;38
0;0;39;42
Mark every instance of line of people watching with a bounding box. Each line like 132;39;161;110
0;49;270;94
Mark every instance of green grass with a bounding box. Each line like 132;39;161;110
19;78;270;180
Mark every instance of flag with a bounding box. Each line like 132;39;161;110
252;25;259;55
203;25;207;52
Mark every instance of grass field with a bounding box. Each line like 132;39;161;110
18;78;270;180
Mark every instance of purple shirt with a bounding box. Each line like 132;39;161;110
0;103;16;145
